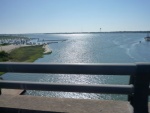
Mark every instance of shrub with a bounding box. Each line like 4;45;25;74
0;51;10;61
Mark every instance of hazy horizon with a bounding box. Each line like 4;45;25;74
0;30;150;35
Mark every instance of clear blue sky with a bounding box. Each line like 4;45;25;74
0;0;150;34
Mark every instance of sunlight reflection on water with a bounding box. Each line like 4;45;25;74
3;33;149;100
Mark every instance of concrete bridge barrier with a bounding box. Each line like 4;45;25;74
0;62;150;113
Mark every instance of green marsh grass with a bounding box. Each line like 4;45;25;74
0;45;45;75
9;45;44;62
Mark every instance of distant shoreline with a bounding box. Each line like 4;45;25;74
44;31;150;34
0;31;150;35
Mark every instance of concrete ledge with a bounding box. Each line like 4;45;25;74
0;95;133;113
2;89;25;95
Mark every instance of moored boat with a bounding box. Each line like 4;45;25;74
145;33;150;41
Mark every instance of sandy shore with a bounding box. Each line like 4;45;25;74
43;45;52;54
0;45;30;53
0;44;52;54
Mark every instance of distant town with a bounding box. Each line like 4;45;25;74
44;31;150;34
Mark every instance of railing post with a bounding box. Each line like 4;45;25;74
128;74;135;106
0;77;2;95
132;64;150;113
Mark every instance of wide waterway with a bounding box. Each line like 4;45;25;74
2;33;150;100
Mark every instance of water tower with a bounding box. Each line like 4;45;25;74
100;28;101;32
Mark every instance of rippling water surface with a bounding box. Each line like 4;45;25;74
3;33;150;100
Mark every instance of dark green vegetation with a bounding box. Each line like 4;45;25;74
0;51;10;75
0;51;10;61
0;43;9;46
0;72;5;75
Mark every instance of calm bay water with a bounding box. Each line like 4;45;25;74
3;33;150;100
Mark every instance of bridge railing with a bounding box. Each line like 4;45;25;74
0;62;150;113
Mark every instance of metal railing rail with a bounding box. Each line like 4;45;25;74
0;62;136;74
0;80;133;94
0;62;150;113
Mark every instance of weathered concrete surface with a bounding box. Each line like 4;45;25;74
148;104;150;113
0;95;133;113
2;89;25;95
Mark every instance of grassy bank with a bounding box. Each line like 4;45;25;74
0;45;45;75
9;45;44;62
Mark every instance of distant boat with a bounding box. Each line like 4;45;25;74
144;33;150;41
